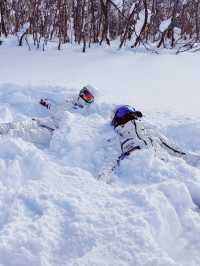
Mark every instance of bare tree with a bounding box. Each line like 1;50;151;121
1;0;200;52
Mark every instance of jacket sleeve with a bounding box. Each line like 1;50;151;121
143;120;186;156
133;120;152;147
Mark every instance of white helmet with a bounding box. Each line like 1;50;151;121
76;85;95;107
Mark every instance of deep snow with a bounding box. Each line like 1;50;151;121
1;40;200;266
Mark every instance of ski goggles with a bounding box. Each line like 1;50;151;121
79;88;94;103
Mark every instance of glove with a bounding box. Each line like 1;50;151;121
129;111;143;120
135;111;143;118
40;98;51;109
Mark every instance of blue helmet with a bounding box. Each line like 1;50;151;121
111;105;142;128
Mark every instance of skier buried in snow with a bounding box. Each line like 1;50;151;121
0;85;95;145
111;105;200;167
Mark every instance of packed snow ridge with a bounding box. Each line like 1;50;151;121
0;84;200;266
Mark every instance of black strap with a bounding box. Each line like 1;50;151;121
132;120;148;146
159;138;186;155
121;138;135;151
119;145;141;160
38;124;55;132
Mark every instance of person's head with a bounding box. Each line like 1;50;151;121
111;105;142;128
77;85;95;107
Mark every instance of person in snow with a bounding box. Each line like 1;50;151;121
0;86;95;145
111;105;200;165
38;85;95;128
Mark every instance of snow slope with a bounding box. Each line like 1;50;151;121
1;39;200;116
1;41;200;266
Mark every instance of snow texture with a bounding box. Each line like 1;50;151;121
0;40;200;266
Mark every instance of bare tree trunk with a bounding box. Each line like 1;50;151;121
132;0;148;48
195;0;200;41
19;28;29;46
119;4;136;49
0;0;8;37
100;0;110;45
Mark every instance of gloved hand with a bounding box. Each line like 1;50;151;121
135;111;143;118
129;111;143;120
40;98;51;109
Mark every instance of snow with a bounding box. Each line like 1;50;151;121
1;40;200;265
134;9;151;36
159;18;172;32
1;40;200;116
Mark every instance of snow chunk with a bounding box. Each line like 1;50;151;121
160;18;172;32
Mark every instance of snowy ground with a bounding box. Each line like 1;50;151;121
1;39;200;266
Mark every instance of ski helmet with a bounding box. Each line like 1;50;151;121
111;105;142;128
79;86;94;104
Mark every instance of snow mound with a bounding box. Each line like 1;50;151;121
0;84;200;266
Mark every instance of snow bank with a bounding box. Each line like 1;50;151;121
0;83;200;266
